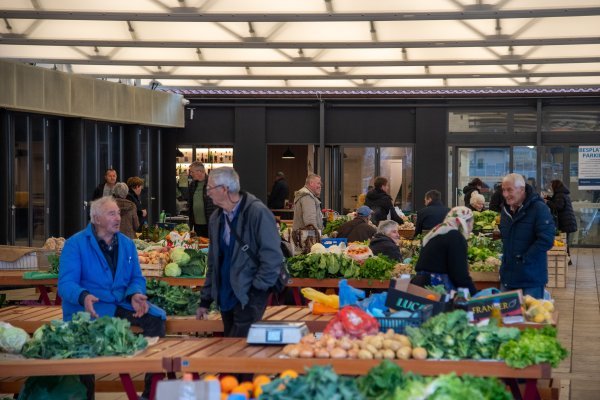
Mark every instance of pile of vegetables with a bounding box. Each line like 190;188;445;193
47;252;60;275
260;361;512;400
498;326;567;369
472;210;499;231
467;234;502;272
0;322;30;353
523;295;555;324
146;279;198;316
324;306;380;340
323;216;350;236
21;312;147;359
405;310;520;360
287;253;395;280
165;248;207;277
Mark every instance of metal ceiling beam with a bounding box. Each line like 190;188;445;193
2;36;599;48
77;71;600;80
10;56;600;67
2;8;600;21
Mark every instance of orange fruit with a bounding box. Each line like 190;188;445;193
220;375;239;393
253;375;271;388
238;382;254;394
230;386;249;399
254;385;264;398
220;393;228;400
279;370;299;380
203;374;218;381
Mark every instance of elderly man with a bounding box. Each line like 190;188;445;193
59;196;166;399
92;168;118;200
415;189;449;236
470;192;486;212
336;206;377;242
196;167;283;338
499;173;555;298
188;161;216;237
292;173;323;231
369;220;402;261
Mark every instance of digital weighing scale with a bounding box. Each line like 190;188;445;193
246;321;309;344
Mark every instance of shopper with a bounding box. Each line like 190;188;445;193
369;220;402;261
365;176;404;226
59;196;166;399
463;177;484;210
335;206;377;242
545;179;577;263
267;171;290;209
196;167;283;338
412;206;477;295
470;192;486;212
92;168;118;200
112;182;139;239
488;182;503;212
414;189;449;236
188;161;216;237
499;173;555;298
126;176;147;228
292;173;324;231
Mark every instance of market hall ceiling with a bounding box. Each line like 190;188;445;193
1;0;600;93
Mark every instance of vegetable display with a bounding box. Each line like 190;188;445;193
47;253;60;275
498;326;568;369
0;322;30;353
146;279;199;316
21;312;147;359
472;210;499;231
323;216;350;236
287;253;395;280
468;234;502;272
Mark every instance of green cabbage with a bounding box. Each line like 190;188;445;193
170;248;191;266
0;322;30;353
164;262;182;277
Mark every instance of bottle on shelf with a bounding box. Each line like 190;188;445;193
207;149;212;163
159;210;166;223
141;223;149;240
490;299;503;326
152;225;160;242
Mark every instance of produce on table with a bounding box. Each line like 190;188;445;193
137;246;170;265
398;221;415;230
146;279;199;316
345;243;373;263
287;253;361;279
180;248;207;276
174;223;190;232
0;322;30;353
323;216;350;236
169;247;191;266
498;326;568;368
472;210;499;231
21;312;147;359
47;252;60;275
553;239;565;247
405;310;520;360
467;234;502;272
42;236;66;252
523;295;555;324
392;263;414;276
356;359;419;400
324;307;380;339
164;262;182;277
358;255;396;280
310;243;328;254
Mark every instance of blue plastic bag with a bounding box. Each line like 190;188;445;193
338;279;365;307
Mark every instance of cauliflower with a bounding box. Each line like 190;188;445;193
164;262;182;277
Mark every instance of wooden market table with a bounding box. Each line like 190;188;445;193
0;338;184;400
470;271;501;290
0;270;59;305
169;337;551;400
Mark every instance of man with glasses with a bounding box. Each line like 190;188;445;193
196;167;283;338
188;161;215;237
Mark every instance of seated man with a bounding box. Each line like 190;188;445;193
369;220;402;261
59;196;166;400
335;206;377;242
415;189;449;236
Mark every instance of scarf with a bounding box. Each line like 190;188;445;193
422;206;473;247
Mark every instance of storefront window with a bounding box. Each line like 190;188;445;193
568;146;600;246
342;147;375;212
542;109;600;132
380;147;414;211
513;146;538;192
449;111;508;133
456;148;509;205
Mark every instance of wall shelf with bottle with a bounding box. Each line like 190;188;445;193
176;147;193;184
195;147;234;172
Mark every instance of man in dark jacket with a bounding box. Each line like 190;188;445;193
369;220;402;261
365;176;404;226
196;167;283;338
488;182;503;212
92;168;118;200
499;173;555;299
336;206;377;242
415;190;449;236
188;161;216;237
267;171;289;209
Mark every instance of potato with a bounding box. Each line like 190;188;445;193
358;350;373;360
373;351;383;360
330;348;347;359
299;346;315;358
396;347;412;360
365;344;378;355
412;347;428;360
315;349;330;359
382;349;396;359
387;341;402;352
385;329;395;339
347;349;359;359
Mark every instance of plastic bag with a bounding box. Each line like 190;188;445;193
301;288;339;309
338;279;365;307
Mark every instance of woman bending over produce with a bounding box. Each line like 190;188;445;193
412;206;477;295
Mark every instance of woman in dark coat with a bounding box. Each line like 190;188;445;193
546;180;577;262
365;176;404;226
463;178;484;210
411;206;477;295
369;220;402;261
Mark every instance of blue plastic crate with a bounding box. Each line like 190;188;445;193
320;238;348;248
376;304;433;334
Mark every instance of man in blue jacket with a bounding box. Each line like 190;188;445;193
415;189;450;236
499;173;555;299
59;196;166;399
196;167;283;338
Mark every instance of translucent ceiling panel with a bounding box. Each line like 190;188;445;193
27;21;130;40
517;16;600;38
0;45;84;58
273;21;371;41
377;21;482;41
527;45;600;58
134;22;235;41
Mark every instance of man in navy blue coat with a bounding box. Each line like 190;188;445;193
499;174;555;299
415;190;449;236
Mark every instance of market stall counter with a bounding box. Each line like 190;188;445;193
0;270;59;305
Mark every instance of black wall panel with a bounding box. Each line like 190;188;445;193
0;110;8;244
234;107;267;202
414;108;448;208
63;118;85;237
181;107;235;144
326;107;415;144
266;107;320;143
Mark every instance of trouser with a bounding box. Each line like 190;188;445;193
193;224;209;238
501;283;545;299
80;307;166;399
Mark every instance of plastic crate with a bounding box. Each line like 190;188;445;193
376;304;433;334
321;238;348;248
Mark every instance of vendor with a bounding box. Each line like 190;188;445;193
411;206;477;295
335;206;376;242
369;220;402;261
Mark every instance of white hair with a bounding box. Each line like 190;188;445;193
210;167;240;193
113;182;129;199
90;196;117;221
377;220;399;235
503;173;525;188
470;192;485;207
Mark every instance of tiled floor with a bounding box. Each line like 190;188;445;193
2;249;599;399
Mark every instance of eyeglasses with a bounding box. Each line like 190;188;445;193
206;184;224;192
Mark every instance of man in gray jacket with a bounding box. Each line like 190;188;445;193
195;167;283;337
292;173;324;231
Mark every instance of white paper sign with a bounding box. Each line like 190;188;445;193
578;146;600;190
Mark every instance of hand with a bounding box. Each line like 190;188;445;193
84;294;99;318
131;293;149;318
196;307;209;320
142;209;148;217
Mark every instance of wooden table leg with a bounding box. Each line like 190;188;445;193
504;378;523;400
523;379;541;400
292;288;303;305
37;286;52;305
119;373;139;400
149;373;165;400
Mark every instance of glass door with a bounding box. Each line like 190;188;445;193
13;114;30;246
568;146;599;246
342;147;375;213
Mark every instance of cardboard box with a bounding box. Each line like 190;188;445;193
320;238;348;248
385;278;445;315
467;289;524;323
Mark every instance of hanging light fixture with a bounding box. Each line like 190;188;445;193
282;146;295;159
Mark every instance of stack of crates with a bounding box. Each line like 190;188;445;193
547;233;568;288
